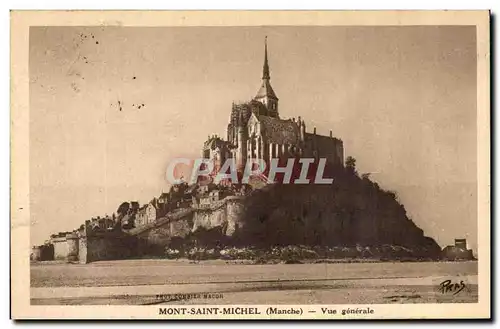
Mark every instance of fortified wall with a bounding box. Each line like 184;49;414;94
31;195;247;263
131;196;245;256
441;238;475;260
31;218;135;264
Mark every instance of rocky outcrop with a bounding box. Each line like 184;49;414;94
233;170;441;259
128;167;441;260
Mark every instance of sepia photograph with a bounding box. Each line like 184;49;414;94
10;10;490;319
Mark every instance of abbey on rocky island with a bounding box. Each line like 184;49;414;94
31;39;357;264
202;38;344;174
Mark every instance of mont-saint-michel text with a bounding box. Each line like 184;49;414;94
158;306;375;317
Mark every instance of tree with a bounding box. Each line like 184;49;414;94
345;156;357;174
116;202;130;218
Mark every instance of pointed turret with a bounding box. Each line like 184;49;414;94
254;36;279;117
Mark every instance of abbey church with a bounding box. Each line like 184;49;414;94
202;38;344;174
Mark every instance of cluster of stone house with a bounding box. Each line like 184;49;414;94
134;183;193;227
134;182;250;225
191;183;250;209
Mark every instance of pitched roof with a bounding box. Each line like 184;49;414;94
254;79;278;101
258;115;300;145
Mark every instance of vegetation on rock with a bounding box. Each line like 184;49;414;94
157;157;442;261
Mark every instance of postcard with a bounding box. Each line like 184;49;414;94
11;10;490;319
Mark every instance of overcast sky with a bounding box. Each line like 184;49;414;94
29;26;477;250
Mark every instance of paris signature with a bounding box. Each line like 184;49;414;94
438;279;467;296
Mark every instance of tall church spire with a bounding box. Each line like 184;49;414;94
262;36;270;80
254;36;279;118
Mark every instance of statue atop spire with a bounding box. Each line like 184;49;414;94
262;36;270;80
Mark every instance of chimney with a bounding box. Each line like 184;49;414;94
313;127;317;135
329;130;332;138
